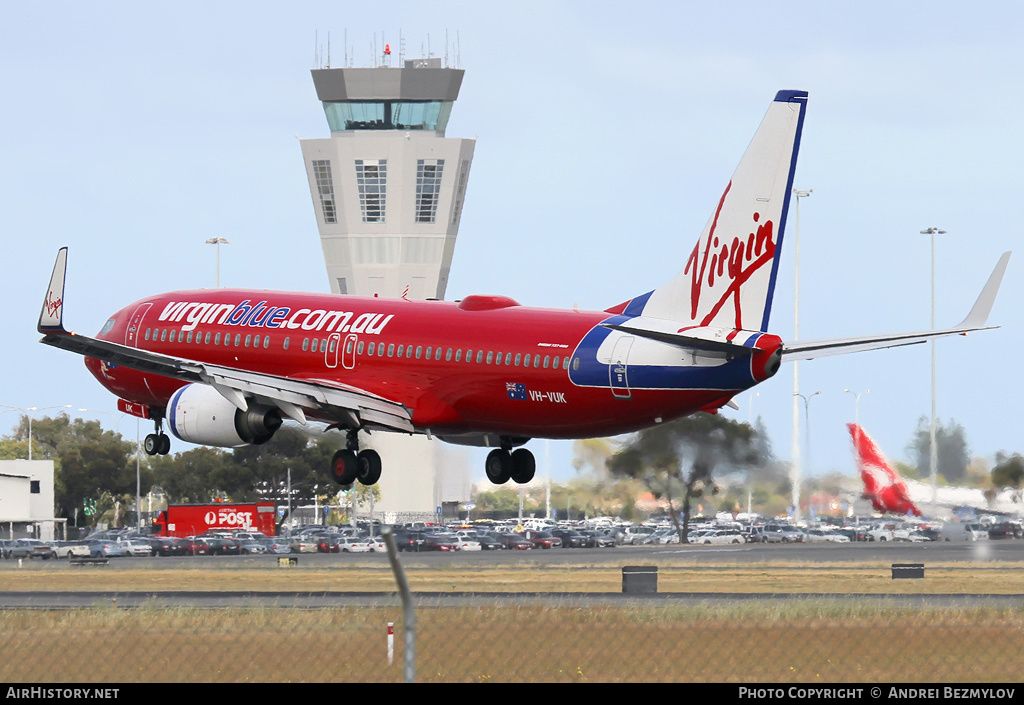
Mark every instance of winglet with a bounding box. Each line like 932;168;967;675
957;251;1011;330
38;248;69;334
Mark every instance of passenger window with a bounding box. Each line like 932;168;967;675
446;348;453;361
505;353;512;366
329;338;337;353
302;338;309;352
573;358;580;371
543;356;550;368
435;347;442;359
263;336;269;349
453;349;460;362
387;344;395;357
321;338;327;352
283;337;290;350
367;342;375;355
396;345;404;357
244;335;251;348
186;331;193;343
169;330;177;343
514;353;521;366
215;332;222;345
234;334;241;346
563;357;569;370
534;355;540;368
475;351;483;364
486;352;493;364
205;332;211;344
357;341;364;355
345;339;353;354
160;329;167;342
495;352;502;365
553;356;560;368
144;329;151;341
523;354;530;367
416;346;422;359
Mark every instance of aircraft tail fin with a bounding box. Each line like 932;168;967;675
39;247;69;334
628;90;807;331
848;423;922;517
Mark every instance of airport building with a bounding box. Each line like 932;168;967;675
299;53;475;520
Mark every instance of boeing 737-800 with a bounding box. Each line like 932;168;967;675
37;90;1010;488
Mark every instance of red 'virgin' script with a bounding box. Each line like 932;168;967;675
684;182;775;328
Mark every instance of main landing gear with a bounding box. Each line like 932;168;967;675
144;413;170;456
485;440;535;485
330;429;382;486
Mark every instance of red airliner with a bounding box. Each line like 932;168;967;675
37;90;1010;488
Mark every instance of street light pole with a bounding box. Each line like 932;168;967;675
921;227;946;505
1;404;71;460
205;237;230;288
790;188;813;521
844;388;870;449
793;391;820;520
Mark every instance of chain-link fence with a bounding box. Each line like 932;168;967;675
1;598;1022;683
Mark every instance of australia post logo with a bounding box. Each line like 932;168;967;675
157;299;394;335
684;181;776;328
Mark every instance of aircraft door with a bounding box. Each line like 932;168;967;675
609;335;634;399
124;303;152;347
342;334;358;370
325;333;340;368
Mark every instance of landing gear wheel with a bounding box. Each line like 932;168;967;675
485;449;512;484
144;434;159;456
357;449;382;486
330;449;359;485
510;448;536;484
157;434;171;455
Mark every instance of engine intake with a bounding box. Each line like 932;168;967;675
167;383;282;448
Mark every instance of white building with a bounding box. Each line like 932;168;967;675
0;460;59;540
299;56;475;519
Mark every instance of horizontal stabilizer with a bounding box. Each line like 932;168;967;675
600;322;757;356
783;252;1010;361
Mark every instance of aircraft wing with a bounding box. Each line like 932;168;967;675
37;248;414;433
782;251;1010;361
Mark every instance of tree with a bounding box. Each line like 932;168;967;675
908;416;970;483
607;413;768;543
992;452;1024;490
9;415;145;524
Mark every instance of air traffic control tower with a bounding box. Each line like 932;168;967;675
299;57;475;300
299;55;475;520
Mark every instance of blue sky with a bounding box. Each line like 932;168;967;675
2;2;1023;485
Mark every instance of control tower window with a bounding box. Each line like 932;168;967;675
415;159;445;223
311;160;337;224
355;160;387;223
323;101;453;132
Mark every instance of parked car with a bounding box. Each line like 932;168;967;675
316;536;342;553
805;528;850;543
422;534;459;552
87;539;126;558
118;539;154;557
523;530;561;549
988;522;1023;540
698;529;746;545
579;530;616;548
55;541;91;559
179;537;211;556
146;537;187;557
339;537;371;553
290;537;319;553
259;537;293;554
763;524;805;543
495;533;533;550
550;529;588;548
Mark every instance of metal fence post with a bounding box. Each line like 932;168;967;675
381;525;415;682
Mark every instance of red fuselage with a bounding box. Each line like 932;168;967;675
85;289;773;440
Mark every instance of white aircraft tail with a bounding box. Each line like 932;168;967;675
624;90;807;332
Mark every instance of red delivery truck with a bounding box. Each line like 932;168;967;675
152;502;276;537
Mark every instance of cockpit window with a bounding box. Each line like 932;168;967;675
99;318;116;335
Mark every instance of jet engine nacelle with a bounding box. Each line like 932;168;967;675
166;383;282;448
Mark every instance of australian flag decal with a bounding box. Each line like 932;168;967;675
506;382;527;400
